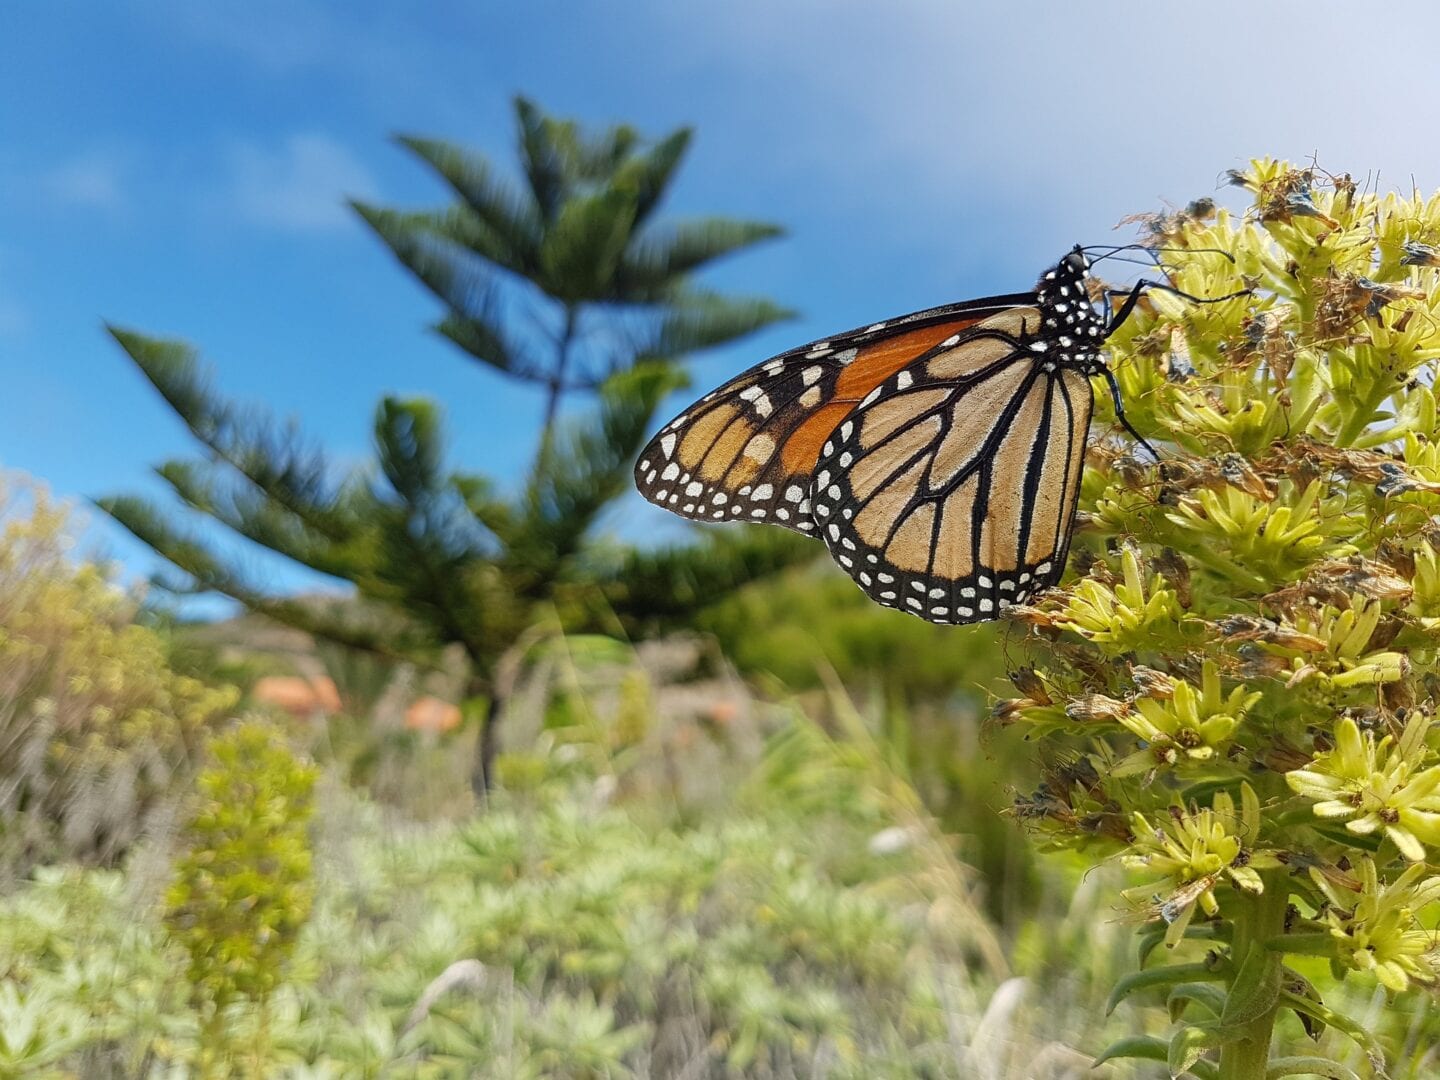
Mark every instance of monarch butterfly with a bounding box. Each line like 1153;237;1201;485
634;246;1235;625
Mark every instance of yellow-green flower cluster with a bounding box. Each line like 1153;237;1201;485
1007;160;1440;1032
1287;714;1440;861
1122;785;1278;945
1111;662;1259;775
1310;858;1440;991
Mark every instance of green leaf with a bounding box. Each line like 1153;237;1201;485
1266;1057;1362;1080
1279;992;1391;1077
1220;942;1283;1028
1170;1024;1220;1077
1106;962;1226;1015
1168;982;1228;1022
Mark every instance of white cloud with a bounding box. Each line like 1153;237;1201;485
225;134;379;233
40;150;129;212
658;0;1440;256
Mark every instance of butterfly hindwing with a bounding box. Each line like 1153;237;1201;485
635;294;1034;534
808;306;1095;624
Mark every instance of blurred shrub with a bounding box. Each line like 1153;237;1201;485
701;563;1006;701
0;475;236;878
166;720;317;1064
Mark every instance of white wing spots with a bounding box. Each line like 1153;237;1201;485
827;523;841;540
827;484;841;499
646;470;657;483
999;580;1016;591
739;385;774;418
1019;572;1031;584
655;489;670;500
839;452;853;467
929;588;946;599
910;581;926;593
907;597;923;610
866;554;878;564
835;348;858;364
752;484;774;501
805;345;832;359
941;335;960;347
878;573;894;583
798;386;821;408
685;481;703;497
665;413;688;430
841;537;856;551
895;371;913;390
860;387;882;408
840;421;854;441
816;470;830;488
866;322;887;333
660;433;677;458
712;492;728;505
683;503;695;512
880;590;896;600
763;359;785;374
639;460;650;472
839;555;854;567
816;504;830;517
712;510;725;519
931;606;949;616
797;520;815;532
776;508;790;520
785;485;804;503
859;572;872;586
667;494;680;504
958;605;973;618
823;441;834;457
960;587;975;598
979;598;994;613
751;508;766;518
978;575;993;588
798;498;812;515
802;365;823;386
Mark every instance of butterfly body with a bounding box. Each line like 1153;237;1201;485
636;247;1114;625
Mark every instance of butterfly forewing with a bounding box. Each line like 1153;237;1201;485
634;294;1034;534
808;307;1095;624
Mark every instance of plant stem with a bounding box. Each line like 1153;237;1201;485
1217;870;1289;1080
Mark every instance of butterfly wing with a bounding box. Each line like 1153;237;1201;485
635;292;1035;534
808;306;1095;624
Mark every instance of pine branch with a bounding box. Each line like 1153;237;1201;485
154;458;374;582
598;525;820;632
509;361;683;592
637;290;795;359
106;327;359;544
94;494;432;663
392;135;541;270
617;218;784;298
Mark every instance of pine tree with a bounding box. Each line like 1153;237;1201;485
99;99;809;793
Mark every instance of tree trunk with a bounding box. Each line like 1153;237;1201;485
468;682;500;799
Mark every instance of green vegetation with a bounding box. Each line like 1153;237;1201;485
166;720;318;1068
0;476;236;879
96;98;810;794
1006;161;1440;1077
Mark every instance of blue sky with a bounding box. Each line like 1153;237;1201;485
7;1;1440;605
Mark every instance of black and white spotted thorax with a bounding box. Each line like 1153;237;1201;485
1031;246;1107;376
